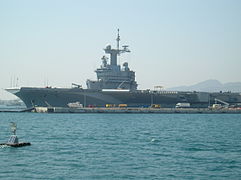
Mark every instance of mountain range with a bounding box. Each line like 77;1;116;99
167;79;241;92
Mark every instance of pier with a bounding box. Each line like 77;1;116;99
33;107;241;114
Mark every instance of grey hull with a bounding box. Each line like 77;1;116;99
8;87;241;108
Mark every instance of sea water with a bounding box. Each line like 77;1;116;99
0;112;241;179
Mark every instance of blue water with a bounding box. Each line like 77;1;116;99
0;113;241;179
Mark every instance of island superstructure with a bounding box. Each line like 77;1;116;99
86;29;137;90
5;30;241;108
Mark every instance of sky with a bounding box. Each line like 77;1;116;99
0;0;241;100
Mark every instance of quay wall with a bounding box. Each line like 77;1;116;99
33;107;241;114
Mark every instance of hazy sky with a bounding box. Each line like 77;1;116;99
1;0;241;99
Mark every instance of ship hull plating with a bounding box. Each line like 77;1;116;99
10;87;241;108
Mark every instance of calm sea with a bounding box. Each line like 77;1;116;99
0;112;241;179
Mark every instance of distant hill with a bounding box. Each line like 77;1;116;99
167;80;241;92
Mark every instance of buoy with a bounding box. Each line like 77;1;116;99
0;122;31;148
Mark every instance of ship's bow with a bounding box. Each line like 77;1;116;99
5;87;21;96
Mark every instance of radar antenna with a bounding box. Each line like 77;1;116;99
104;29;130;66
116;29;120;51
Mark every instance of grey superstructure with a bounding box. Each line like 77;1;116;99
86;29;137;90
5;30;241;108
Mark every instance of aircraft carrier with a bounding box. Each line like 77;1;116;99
5;30;241;108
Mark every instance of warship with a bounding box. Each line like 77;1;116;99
5;30;241;108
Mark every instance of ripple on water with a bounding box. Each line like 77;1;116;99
0;113;241;179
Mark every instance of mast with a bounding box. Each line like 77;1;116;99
104;29;130;67
116;28;120;51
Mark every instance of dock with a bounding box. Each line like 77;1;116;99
33;107;241;114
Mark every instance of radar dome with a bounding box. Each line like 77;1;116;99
105;44;111;49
